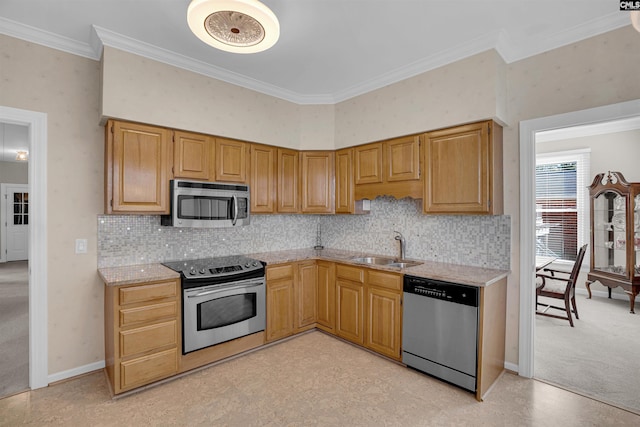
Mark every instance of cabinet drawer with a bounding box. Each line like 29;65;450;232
120;320;177;357
367;270;402;291
119;301;177;327
336;264;364;284
267;264;294;281
119;281;177;306
120;348;178;390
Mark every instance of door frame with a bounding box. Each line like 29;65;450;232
518;98;640;378
0;106;48;389
1;183;30;262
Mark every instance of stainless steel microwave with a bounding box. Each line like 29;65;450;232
161;180;250;228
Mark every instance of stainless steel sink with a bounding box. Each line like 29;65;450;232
350;256;396;265
349;256;423;269
386;261;423;268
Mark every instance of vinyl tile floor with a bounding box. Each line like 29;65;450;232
1;331;639;426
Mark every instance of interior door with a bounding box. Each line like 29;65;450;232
6;184;29;261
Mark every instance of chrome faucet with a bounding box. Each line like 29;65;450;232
394;231;406;260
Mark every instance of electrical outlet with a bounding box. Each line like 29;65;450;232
75;238;88;254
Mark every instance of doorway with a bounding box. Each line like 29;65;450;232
2;184;30;262
519;99;640;411
0;106;48;392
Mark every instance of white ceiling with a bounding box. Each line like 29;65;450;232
0;1;633;105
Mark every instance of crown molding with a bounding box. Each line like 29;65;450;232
0;14;633;105
92;25;335;105
497;12;631;63
0;17;98;60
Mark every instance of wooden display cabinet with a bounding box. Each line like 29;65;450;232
586;171;640;313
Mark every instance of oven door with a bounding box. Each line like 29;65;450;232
183;278;265;354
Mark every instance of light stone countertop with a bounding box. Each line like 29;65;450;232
98;263;180;287
248;248;509;287
98;248;509;288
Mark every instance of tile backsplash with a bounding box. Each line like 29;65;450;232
98;196;510;270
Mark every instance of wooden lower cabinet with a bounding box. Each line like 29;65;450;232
316;261;336;332
104;279;180;395
364;270;402;360
335;264;365;345
266;264;295;342
297;261;317;331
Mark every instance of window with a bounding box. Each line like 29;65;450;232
535;149;590;262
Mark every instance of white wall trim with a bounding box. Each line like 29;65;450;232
504;361;519;373
48;360;105;385
519;99;640;379
0;106;48;390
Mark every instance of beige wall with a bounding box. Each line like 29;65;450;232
1;23;639;376
0;161;28;184
101;47;335;150
1;35;105;374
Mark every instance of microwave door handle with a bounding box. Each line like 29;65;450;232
232;195;238;226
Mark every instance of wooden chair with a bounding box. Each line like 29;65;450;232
535;244;588;327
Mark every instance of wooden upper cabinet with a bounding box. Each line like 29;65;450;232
423;120;503;215
354;143;383;184
250;144;276;213
277;148;299;213
215;137;249;183
172;130;214;181
300;151;334;214
335;148;354;214
106;120;171;214
385;135;420;182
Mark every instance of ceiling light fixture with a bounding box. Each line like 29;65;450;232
16;150;28;161
187;0;280;54
632;11;640;32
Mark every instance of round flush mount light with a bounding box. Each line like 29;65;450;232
187;0;280;54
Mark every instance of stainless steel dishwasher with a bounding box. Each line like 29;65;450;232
402;275;479;392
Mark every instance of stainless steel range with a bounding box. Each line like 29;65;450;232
162;255;266;354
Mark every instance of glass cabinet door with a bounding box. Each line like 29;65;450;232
593;190;627;277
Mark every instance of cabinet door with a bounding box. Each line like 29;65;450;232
277;148;299;213
266;279;294;342
173;130;214;180
354;143;383;184
335;148;354;214
215;138;249;183
365;286;402;360
107;120;171;214
385;135;420;182
300;151;335;214
336;279;364;345
297;261;317;329
250;144;276;213
316;261;336;332
423;121;502;214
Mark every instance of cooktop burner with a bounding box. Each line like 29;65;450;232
162;255;264;281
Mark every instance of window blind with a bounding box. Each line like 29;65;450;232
535;149;590;262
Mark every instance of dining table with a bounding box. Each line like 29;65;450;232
535;256;557;271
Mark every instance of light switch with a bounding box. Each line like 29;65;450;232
75;238;88;254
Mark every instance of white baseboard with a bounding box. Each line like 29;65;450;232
48;360;105;384
504;361;518;373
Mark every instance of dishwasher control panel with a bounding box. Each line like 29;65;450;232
403;275;478;307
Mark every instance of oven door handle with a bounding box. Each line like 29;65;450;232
231;195;238;226
187;282;262;298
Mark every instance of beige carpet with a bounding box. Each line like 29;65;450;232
2;331;640;426
535;293;640;414
0;260;29;398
